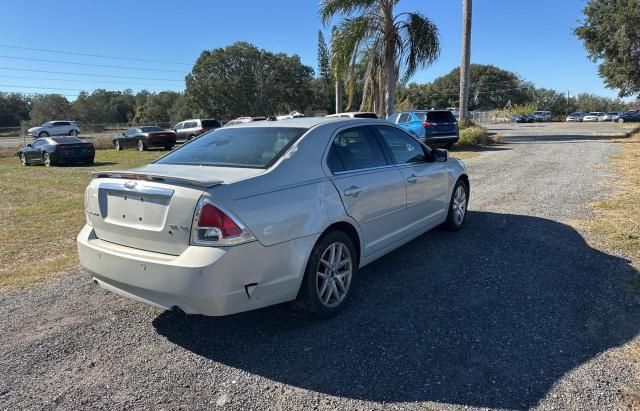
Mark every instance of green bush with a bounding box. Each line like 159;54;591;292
457;117;477;130
458;126;490;146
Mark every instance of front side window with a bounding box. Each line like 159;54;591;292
327;126;387;173
174;122;183;130
32;139;46;147
155;127;307;168
374;126;427;164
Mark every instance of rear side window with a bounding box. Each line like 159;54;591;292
353;112;378;119
185;121;196;128
398;113;411;123
201;119;221;128
51;136;82;144
328;126;387;173
426;111;456;123
156;127;307;168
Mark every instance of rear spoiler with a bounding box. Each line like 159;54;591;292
92;170;223;188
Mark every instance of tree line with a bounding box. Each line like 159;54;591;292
1;38;638;129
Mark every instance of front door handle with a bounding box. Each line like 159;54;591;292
343;186;362;197
406;175;418;184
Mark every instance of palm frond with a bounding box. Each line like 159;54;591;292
397;12;440;82
319;0;377;24
331;17;370;79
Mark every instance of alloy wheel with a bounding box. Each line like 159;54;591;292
452;185;467;225
20;153;26;166
43;153;51;167
316;242;352;308
137;140;144;151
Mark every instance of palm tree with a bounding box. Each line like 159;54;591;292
321;0;440;116
459;0;472;120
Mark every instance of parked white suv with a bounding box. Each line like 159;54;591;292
28;121;80;138
582;112;606;122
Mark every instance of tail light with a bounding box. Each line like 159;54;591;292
191;196;256;246
422;122;434;128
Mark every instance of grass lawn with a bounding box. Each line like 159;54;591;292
0;149;164;290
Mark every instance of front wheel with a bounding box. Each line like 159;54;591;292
137;139;146;152
298;231;357;317
618;118;624;123
114;140;122;150
38;131;49;138
443;179;468;231
444;143;454;150
69;129;79;136
164;145;174;150
20;153;27;166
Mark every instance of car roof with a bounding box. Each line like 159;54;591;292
230;117;391;128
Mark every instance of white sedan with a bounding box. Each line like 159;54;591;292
77;118;469;317
582;112;606;122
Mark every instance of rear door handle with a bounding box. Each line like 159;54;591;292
343;186;362;197
406;175;418;184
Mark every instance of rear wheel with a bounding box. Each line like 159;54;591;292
43;152;53;167
443;179;468;231
20;153;27;166
137;139;146;152
299;231;357;317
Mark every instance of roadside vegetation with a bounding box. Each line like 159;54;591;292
0;150;162;290
576;132;640;273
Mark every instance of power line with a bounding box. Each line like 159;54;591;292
0;55;187;73
0;67;184;82
0;43;192;66
0;74;181;88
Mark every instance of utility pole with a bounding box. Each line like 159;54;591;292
459;0;472;120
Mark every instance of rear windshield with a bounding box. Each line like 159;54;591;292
155;127;307;168
51;136;82;144
201;119;221;128
140;126;164;132
353;113;378;119
415;111;456;123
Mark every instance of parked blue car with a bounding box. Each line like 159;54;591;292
617;110;640;123
387;110;459;149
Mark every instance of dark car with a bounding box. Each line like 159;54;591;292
388;110;459;149
513;115;534;123
172;118;221;143
617;110;640;123
18;136;95;167
113;126;177;151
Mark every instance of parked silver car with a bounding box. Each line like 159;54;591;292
28;120;80;138
77;118;469;317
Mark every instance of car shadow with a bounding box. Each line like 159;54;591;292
152;211;640;409
502;134;631;144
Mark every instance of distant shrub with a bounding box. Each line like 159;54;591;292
458;117;477;130
458;126;490;146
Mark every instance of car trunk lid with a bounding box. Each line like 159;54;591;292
86;165;264;255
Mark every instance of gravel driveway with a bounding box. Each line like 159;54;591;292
1;131;639;410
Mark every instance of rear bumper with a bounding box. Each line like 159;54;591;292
76;225;316;316
421;135;460;145
51;152;94;163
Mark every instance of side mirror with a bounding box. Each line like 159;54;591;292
27;144;32;147
121;132;126;136
433;148;448;162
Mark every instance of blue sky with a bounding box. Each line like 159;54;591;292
0;0;619;100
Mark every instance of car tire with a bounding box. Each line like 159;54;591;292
114;140;122;150
443;179;468;231
43;152;53;167
444;143;454;150
164;145;173;150
69;129;78;136
137;139;146;152
298;231;358;317
38;131;49;137
618;118;624;123
20;153;28;166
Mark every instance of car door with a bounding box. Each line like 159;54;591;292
49;121;64;136
124;128;138;147
372;125;450;233
173;122;184;141
326;126;407;257
28;138;46;162
396;113;419;137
